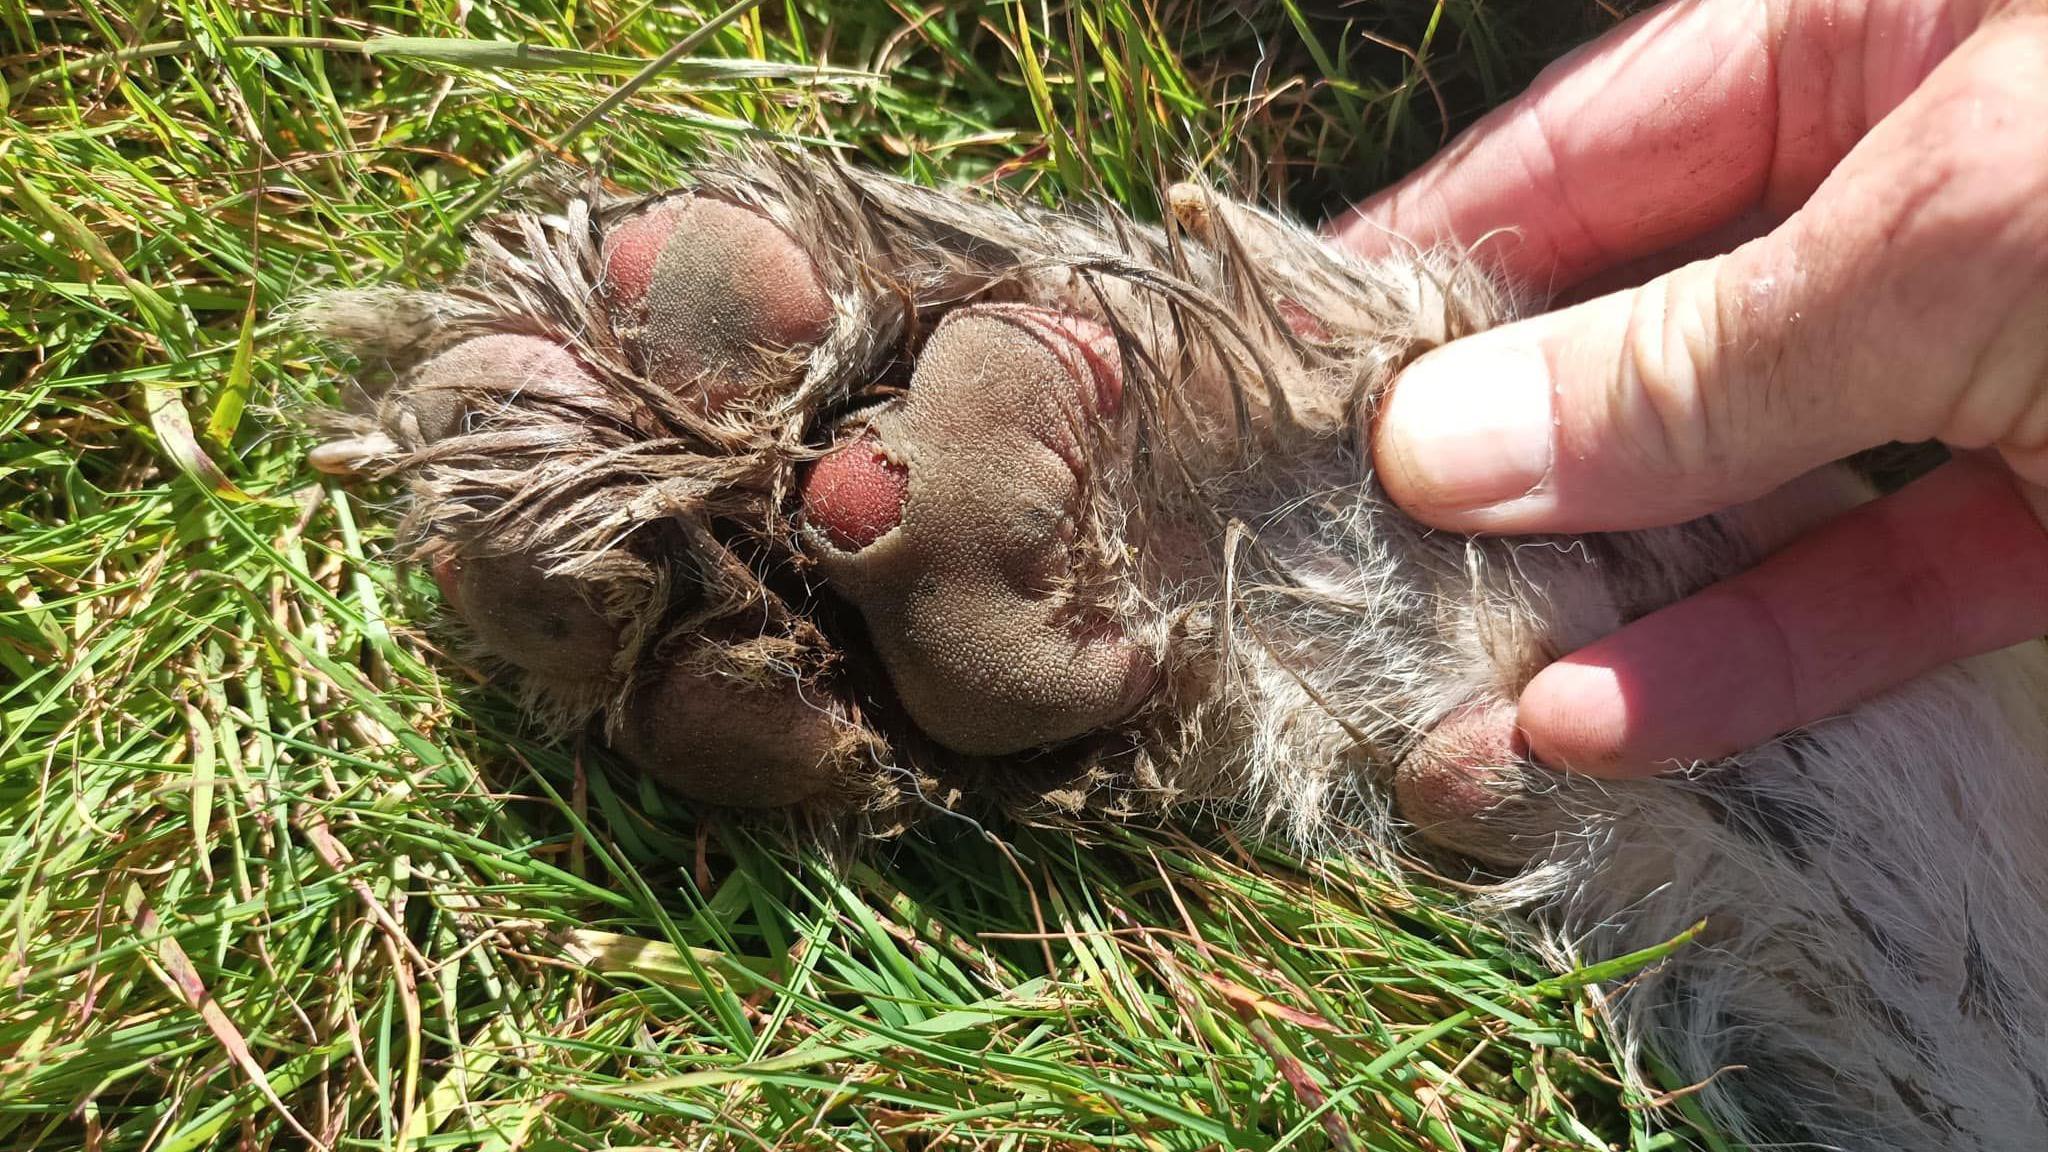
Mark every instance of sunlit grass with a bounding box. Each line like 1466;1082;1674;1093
0;1;1727;1148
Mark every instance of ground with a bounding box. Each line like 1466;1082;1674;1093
1;1;1730;1148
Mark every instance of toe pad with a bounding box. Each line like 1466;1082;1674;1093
803;431;908;552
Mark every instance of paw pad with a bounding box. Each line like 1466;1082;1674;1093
801;307;1151;756
801;432;907;552
601;195;831;411
433;551;622;683
1394;700;1547;867
611;656;858;808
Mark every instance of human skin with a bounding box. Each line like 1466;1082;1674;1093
1329;0;2048;777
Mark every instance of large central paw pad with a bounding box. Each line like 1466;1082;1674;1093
800;306;1152;756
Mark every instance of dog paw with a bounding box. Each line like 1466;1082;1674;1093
307;151;1519;832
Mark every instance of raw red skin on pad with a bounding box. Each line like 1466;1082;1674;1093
799;308;1118;559
602;210;671;305
803;432;908;552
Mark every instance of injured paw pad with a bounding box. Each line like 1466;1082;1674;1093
801;431;908;552
602;196;832;411
802;306;1152;757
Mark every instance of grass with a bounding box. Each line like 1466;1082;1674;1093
0;0;1732;1148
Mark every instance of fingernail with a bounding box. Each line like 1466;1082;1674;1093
1375;341;1556;515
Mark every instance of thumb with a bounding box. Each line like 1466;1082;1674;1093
1368;240;1877;534
1367;16;2048;535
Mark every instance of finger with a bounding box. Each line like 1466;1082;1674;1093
1517;456;2048;776
1369;16;2048;534
1327;0;1986;290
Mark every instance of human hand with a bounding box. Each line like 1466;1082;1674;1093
1332;0;2048;777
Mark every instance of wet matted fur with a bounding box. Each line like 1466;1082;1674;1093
305;147;2048;1151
